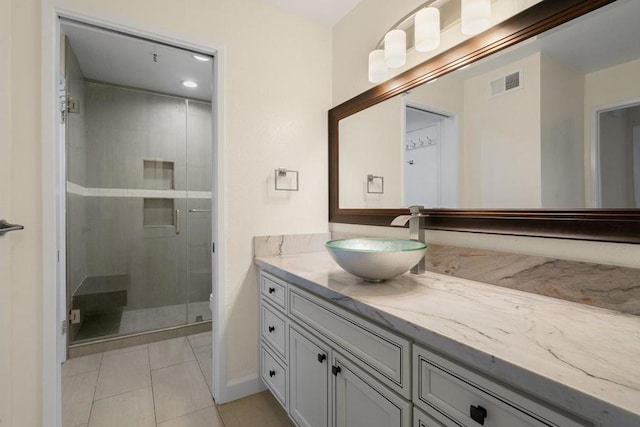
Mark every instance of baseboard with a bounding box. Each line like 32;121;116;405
217;374;267;404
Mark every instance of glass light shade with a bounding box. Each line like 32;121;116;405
461;0;491;36
415;7;440;52
368;50;387;83
384;29;406;68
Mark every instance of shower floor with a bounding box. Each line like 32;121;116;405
72;301;211;343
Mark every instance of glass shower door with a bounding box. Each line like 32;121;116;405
185;99;213;323
66;73;191;343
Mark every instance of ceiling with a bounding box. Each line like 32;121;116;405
262;0;362;26
62;21;213;101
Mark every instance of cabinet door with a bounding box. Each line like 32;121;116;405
290;326;330;427
333;353;411;427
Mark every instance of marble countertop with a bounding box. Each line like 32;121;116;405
255;251;640;427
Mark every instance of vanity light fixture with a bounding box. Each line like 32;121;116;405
461;0;492;35
415;7;440;52
193;54;211;62
367;0;492;83
182;80;198;88
384;29;407;68
368;50;388;83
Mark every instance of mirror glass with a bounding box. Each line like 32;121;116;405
339;0;640;210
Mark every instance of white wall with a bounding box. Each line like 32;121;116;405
5;0;331;424
332;0;640;268
463;53;542;208
540;54;585;208
339;96;403;208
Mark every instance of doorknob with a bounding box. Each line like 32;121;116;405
0;219;24;236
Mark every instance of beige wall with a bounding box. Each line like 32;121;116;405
331;0;640;267
5;0;331;424
339;96;403;208
3;1;43;426
540;54;585;208
463;53;542;208
1;1;13;425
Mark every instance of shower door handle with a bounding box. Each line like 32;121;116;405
175;209;180;235
0;219;24;236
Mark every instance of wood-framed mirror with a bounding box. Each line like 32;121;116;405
329;0;640;243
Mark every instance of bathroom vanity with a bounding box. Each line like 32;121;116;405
255;250;640;427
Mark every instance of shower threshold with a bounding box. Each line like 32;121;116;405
68;319;212;358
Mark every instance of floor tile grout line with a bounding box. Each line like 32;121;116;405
91;384;153;403
100;343;149;360
155;404;217;426
86;351;103;426
191;345;213;399
147;342;159;427
150;356;199;373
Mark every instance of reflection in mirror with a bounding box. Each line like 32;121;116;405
338;0;640;210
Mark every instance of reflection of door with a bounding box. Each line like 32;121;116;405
404;123;440;207
597;105;640;208
404;106;457;208
634;126;640;207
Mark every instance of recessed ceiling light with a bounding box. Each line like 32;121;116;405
193;54;210;62
182;80;198;88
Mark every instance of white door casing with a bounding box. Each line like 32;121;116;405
41;6;227;426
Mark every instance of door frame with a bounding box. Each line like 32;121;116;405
402;100;458;208
591;97;640;208
41;5;227;426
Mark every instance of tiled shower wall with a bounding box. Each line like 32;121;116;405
66;71;212;319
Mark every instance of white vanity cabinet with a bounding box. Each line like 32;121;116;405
289;325;331;427
259;273;290;408
413;345;588;427
332;351;412;427
259;270;590;427
259;271;412;427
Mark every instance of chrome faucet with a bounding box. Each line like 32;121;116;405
391;205;427;274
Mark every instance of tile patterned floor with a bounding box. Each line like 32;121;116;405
62;332;292;427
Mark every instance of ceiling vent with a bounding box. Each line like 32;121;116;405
490;71;522;97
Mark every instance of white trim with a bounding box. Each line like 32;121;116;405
42;5;230;426
65;182;213;199
222;374;267;403
590;96;640;208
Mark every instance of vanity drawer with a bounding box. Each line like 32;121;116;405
413;345;587;427
261;302;287;360
414;406;447;427
261;343;287;408
260;272;287;311
289;286;411;399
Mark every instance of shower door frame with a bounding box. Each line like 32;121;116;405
41;6;228;426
